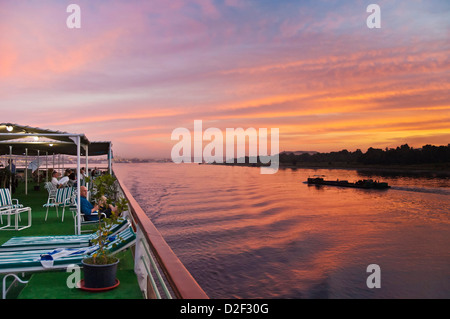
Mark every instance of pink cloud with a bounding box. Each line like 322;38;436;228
1;1;449;157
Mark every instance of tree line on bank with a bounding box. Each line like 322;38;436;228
279;144;450;166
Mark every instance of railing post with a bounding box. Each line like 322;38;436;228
134;228;149;298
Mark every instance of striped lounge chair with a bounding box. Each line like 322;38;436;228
0;188;32;231
44;182;57;200
43;187;75;222
0;218;130;252
0;226;136;299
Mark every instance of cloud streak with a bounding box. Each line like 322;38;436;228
0;0;449;157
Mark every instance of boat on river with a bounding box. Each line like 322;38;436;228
307;177;390;189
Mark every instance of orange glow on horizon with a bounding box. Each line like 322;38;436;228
1;1;449;158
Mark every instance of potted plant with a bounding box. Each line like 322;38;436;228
81;174;129;289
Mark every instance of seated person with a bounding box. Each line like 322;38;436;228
80;168;87;186
68;172;77;187
97;195;118;218
58;174;70;187
79;186;99;221
51;171;60;188
79;187;118;221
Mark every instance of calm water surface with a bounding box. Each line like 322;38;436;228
114;163;450;299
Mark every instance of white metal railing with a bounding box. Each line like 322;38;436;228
134;230;173;299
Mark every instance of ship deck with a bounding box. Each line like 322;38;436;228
0;182;143;299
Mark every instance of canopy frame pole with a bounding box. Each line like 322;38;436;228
25;148;28;195
37;150;40;186
85;144;89;189
108;142;112;175
45;152;48;182
9;146;12;194
76;136;81;235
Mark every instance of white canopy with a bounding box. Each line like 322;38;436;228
0;123;112;235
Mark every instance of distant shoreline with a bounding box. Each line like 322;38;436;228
210;161;450;176
113;160;450;176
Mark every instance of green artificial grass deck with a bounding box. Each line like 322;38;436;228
1;183;143;299
0;184;77;243
18;250;142;299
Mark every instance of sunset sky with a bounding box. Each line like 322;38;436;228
1;0;449;158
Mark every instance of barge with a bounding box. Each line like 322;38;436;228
307;177;390;189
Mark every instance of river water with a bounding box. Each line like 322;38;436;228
114;163;450;299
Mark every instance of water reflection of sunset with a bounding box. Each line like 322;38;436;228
115;163;450;298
